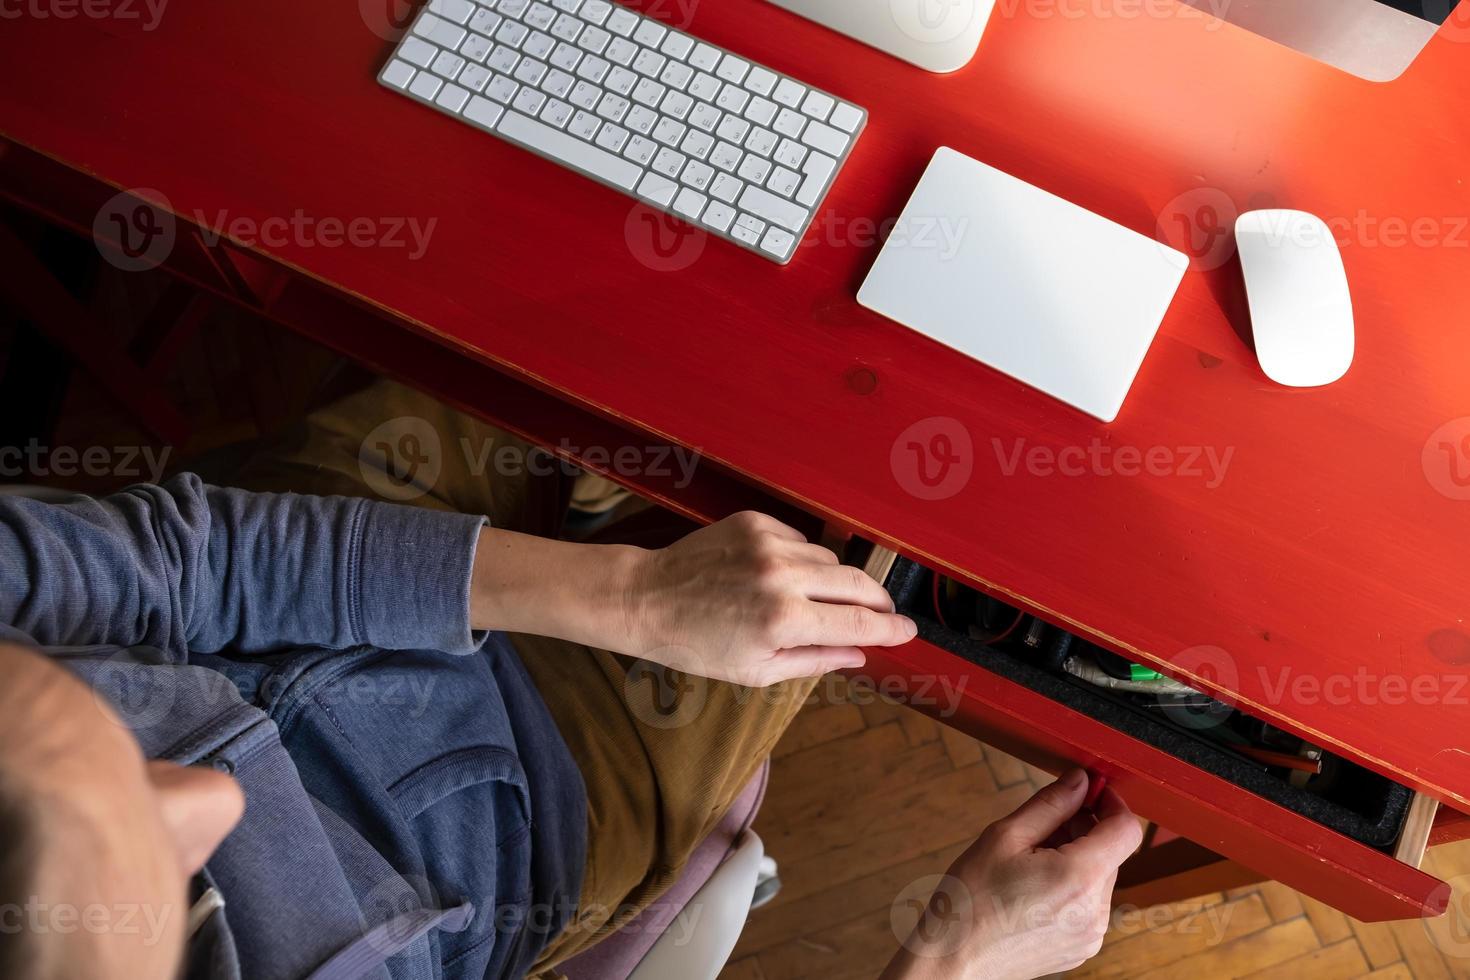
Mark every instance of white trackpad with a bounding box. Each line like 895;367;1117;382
857;147;1189;423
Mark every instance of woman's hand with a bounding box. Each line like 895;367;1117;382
470;511;916;685
882;770;1143;980
621;511;917;685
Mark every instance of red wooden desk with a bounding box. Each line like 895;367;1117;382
3;0;1469;922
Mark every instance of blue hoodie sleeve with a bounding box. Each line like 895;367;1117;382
0;474;488;661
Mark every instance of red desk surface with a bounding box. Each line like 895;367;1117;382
4;0;1469;802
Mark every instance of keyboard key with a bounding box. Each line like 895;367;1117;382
576;54;610;81
660;61;694;90
702;201;735;232
715;86;749;115
464;94;504;128
773;138;806;169
768;165;800;197
688;102;720;131
513;86;547;114
595;91;630;121
636;171;678;205
469;8;502;35
401;36;440;68
760;225;795;260
415;13;468;49
568;109;599;139
460;63;492;91
800;90;833;120
744;127;776;157
731;213;763;246
550;12;583;41
744;96;777;127
548;41;580;69
738;183;807;231
514;58;548;85
569;80;600;108
382;58;416;89
525;1;555;28
715;54;749;84
673;187;706;220
661;31;694;60
710;172;742;203
487;44;520;72
631;78;666;107
626;105;657;133
578;25;611;52
460;33;493;62
773;107;806;139
409;71;443;100
688;72;720;102
801;120;847;156
829;102;862;132
551;0;582;12
606;36;638;65
498;109;645;186
652;117;686;146
710;140;742;171
737;154;770;184
772;77;804;107
661;91;693;119
486;74;520;102
539;97;573;126
680;129;713;159
682;160;715;190
605;66;638;94
523;31;555;58
652;146;686;177
595;122;629;152
436;83;471;111
689;42;721;71
795;150;835;206
715;115;749;143
633;49;666;77
632;18;666;47
623;135;656;165
497;0;529;16
605;5;638;35
495;19;529;46
541;68;574;96
581;0;611;22
744;66;777;96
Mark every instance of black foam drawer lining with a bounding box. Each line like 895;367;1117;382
885;556;1413;850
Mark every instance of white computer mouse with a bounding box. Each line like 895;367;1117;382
1235;210;1355;388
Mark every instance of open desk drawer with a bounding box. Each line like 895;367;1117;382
856;545;1452;922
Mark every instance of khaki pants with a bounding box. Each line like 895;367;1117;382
234;379;816;974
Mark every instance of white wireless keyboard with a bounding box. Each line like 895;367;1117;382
380;0;867;264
